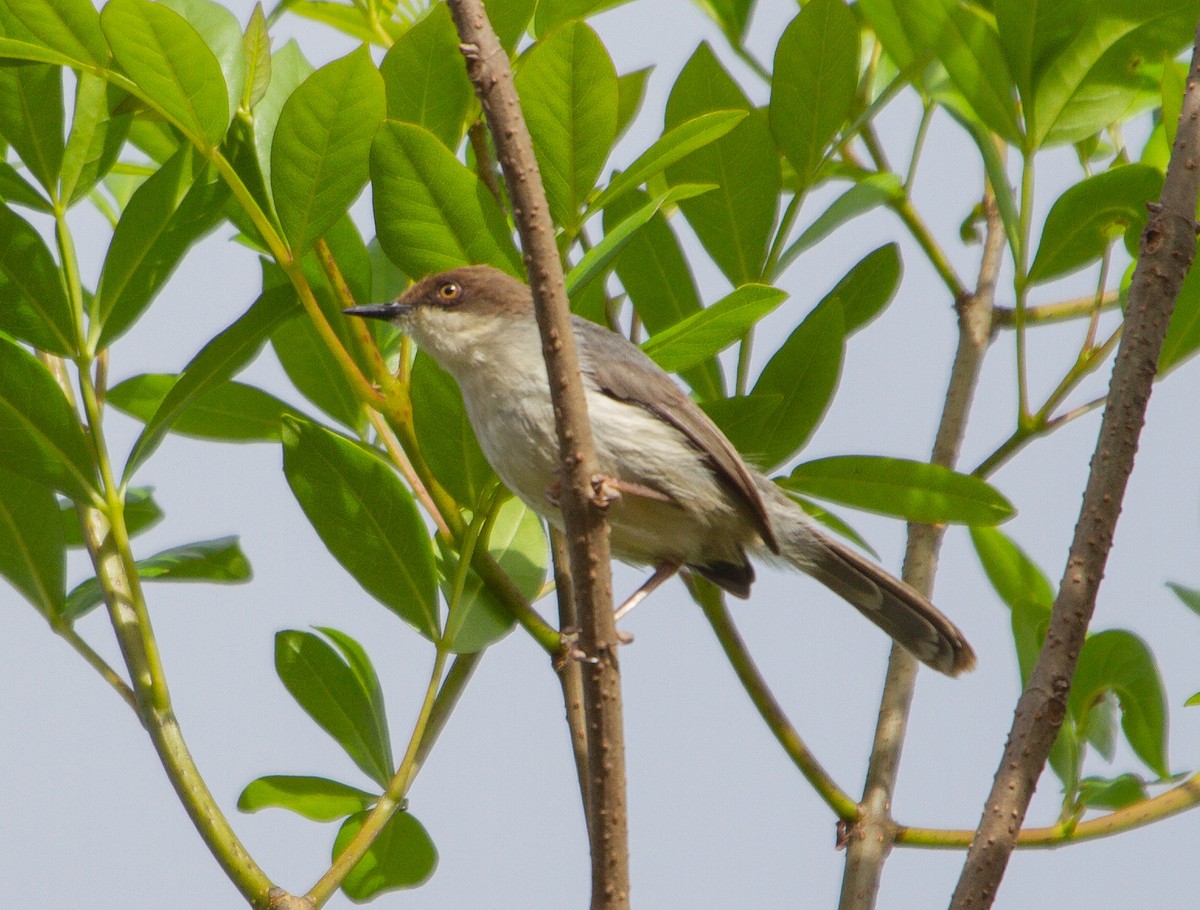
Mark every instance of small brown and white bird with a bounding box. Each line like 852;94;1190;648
346;266;975;676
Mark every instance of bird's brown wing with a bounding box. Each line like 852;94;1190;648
575;317;779;554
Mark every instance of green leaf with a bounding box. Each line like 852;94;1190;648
785;491;879;559
1078;773;1150;811
781;456;1014;524
270;311;362;432
1070;629;1169;779
334;809;437;899
719;298;844;470
124;285;299;480
100;0;229;148
589;110;747;215
60;73;131;206
316;625;391;766
380;3;471;150
778;174;903;271
281;417;440;640
0;160;52;211
439;496;545;653
108;373;295;442
272;46;384;254
485;0;536;50
371;120;522;279
532;0;632;33
250;40;312;206
59;486;162;547
515;21;617;231
241;3;272;111
895;0;1021;144
769;0;859;191
280;0;406;45
238;775;377;821
694;0;753;44
1167;581;1200;617
0;203;76;355
1158;237;1200;376
566;182;715;299
0;334;98;500
822;243;902;335
859;0;919;69
1029;164;1162;285
95;148;229;347
642;284;787;374
970;526;1052;684
275;629;395;787
5;0;109;69
604;188;722;401
63;535;253;621
160;0;245;125
0;36;82;67
0;467;64;614
614;66;651;142
665;43;779;285
1186;691;1200;708
0;61;64;193
411;351;495;508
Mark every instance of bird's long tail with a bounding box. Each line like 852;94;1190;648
758;485;976;676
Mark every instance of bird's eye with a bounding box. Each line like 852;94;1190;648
437;281;462;302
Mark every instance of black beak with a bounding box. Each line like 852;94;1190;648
343;302;410;320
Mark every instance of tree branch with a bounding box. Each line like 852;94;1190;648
445;4;629;908
948;25;1200;909
839;191;1004;910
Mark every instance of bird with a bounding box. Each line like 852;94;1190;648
345;265;975;676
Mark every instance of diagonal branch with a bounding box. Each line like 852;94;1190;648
949;23;1200;909
839;190;1005;910
445;4;629;908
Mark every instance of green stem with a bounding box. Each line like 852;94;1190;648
53;208;87;350
694;580;859;821
904;104;935;191
1014;154;1036;422
993;292;1119;328
765;193;803;281
52;619;138;712
892;195;966;299
307;647;450;907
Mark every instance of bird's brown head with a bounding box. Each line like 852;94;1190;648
343;265;535;374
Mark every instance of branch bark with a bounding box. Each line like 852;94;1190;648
839;193;1004;910
446;4;629;908
949;25;1200;909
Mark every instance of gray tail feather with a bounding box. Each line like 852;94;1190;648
759;486;976;677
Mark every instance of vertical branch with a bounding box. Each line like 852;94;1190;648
949;25;1200;909
839;194;1005;910
444;4;629;908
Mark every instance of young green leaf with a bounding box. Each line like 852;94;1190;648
5;0;108;69
333;809;438;899
238;775;377;821
515;20;617;232
532;0;633;33
0;468;65;615
316;625;391;763
642;284;787;374
1029;164;1162;286
1078;774;1150;811
614;66;652;142
0;335;98;501
160;0;245;124
281;417;440;640
59;486;163;548
275;629;395;788
969;526;1052;684
0;203;77;355
94;147;230;348
565;182;715;299
769;0;859;192
250;41;312;204
411;352;495;509
100;0;229;148
0;60;64;193
588;110;746;216
604;188;722;401
124;286;299;480
1166;581;1200;617
62;535;252;621
108;373;295;442
380;3;472;150
439;497;546;654
780;456;1015;525
272;46;385;254
241;3;272;111
777;175;903;271
1070;629;1169;779
60;73;131;206
665;43;779;286
819;243;902;335
371;120;522;279
738;298;844;470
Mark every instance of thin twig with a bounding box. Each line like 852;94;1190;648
551;528;593;827
949;23;1200;909
839;191;1005;910
445;5;628;908
992;291;1120;328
